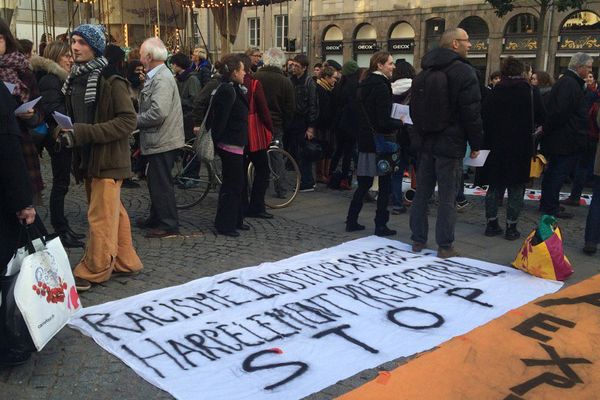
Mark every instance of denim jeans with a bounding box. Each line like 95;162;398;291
410;152;462;248
540;154;579;215
584;175;600;245
485;183;526;224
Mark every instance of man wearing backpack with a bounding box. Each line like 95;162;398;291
409;28;483;259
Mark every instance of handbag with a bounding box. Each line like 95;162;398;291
193;85;224;162
5;226;82;351
512;215;573;281
529;153;547;178
247;79;272;152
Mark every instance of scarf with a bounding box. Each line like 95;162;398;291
316;77;334;92
0;52;31;103
62;56;108;104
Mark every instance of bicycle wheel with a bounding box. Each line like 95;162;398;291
248;147;300;209
172;145;213;209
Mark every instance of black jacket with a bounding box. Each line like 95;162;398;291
290;71;319;128
477;78;545;186
208;79;249;147
357;72;402;153
0;83;33;266
412;48;483;159
31;56;69;143
333;72;360;137
542;69;587;156
254;65;295;130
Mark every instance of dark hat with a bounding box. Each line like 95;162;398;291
104;44;125;64
325;59;342;71
71;24;106;57
341;60;359;76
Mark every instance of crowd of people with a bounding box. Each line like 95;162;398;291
2;21;599;365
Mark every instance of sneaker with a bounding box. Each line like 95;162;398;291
299;185;315;193
559;197;580;207
583;243;597;255
75;277;92;292
412;242;427;253
144;229;180;239
437;246;459;259
391;206;407;215
456;200;471;212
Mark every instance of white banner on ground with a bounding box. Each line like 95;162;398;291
69;237;562;400
401;178;593;206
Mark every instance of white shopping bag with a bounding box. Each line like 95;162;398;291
5;238;45;276
13;236;83;350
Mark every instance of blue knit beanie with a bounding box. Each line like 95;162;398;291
71;24;106;57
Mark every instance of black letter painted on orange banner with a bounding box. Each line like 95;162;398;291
512;313;576;342
242;349;308;391
508;343;592;397
536;293;600;308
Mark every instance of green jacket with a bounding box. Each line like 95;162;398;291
71;75;136;180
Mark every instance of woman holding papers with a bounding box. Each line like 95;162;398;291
0;18;46;207
477;56;545;240
32;41;85;248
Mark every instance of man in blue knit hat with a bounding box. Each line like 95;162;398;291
57;24;143;291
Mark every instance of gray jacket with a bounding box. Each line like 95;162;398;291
137;64;185;155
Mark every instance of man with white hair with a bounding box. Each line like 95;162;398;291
255;47;296;197
136;37;185;238
540;52;594;219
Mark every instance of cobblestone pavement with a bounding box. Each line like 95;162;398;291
1;165;598;399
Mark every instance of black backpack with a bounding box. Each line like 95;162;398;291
410;62;457;133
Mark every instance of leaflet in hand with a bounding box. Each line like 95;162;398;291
464;150;490;167
391;103;413;125
14;96;42;115
3;81;16;94
52;111;74;129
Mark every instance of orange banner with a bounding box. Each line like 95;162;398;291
340;274;600;400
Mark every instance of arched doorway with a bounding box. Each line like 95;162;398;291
458;16;489;77
425;18;445;52
353;23;378;67
501;13;538;69
556;10;600;77
321;25;344;66
388;22;415;66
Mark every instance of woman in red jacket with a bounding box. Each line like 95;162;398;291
240;54;275;219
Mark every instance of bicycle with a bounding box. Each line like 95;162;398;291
172;139;300;209
172;141;222;209
247;141;300;209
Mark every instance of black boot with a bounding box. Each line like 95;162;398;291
58;230;85;248
346;221;365;232
484;219;503;237
375;225;397;237
505;223;521;241
66;226;85;239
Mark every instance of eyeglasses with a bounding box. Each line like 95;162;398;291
455;38;471;43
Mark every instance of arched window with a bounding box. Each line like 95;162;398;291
388;22;415;65
458;16;489;37
353;23;378;67
425;18;445;51
560;10;600;32
322;25;344;63
504;13;538;35
323;25;343;42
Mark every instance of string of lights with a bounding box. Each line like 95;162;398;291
174;0;288;8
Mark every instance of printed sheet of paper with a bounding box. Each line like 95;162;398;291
14;96;42;115
52;111;74;129
464;149;490;167
3;81;16;94
391;103;413;124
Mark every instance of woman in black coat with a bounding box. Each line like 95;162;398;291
0;82;37;367
478;56;544;240
346;51;402;236
31;41;84;248
209;54;249;237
